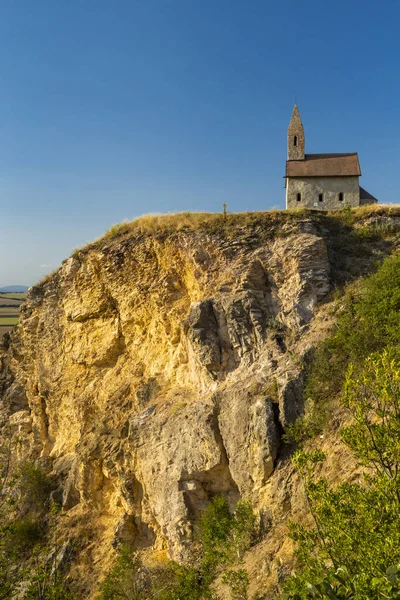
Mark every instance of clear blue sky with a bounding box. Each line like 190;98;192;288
0;0;398;286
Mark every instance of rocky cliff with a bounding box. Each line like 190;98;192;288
1;209;398;597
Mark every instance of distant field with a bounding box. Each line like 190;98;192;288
0;293;23;336
0;312;19;319
0;306;19;313
0;314;18;339
0;298;22;307
0;292;27;300
0;317;19;325
0;324;14;335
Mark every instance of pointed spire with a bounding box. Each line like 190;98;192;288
292;103;301;118
288;104;305;160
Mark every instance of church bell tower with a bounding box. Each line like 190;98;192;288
288;104;305;160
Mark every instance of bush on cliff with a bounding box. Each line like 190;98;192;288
97;497;257;600
283;349;400;599
287;252;400;442
18;461;55;514
0;459;72;599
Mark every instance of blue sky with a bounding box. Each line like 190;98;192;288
0;0;399;286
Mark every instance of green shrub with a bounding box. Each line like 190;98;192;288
5;517;44;555
198;495;234;575
25;551;74;600
152;563;206;600
286;253;400;442
230;501;257;561
221;569;249;600
18;462;55;514
26;580;73;600
198;497;257;592
97;497;257;600
0;459;59;596
97;544;150;600
283;349;400;599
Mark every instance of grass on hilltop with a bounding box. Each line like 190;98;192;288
97;204;400;241
101;210;289;239
43;204;400;288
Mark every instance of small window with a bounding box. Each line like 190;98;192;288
338;192;344;202
294;136;297;147
318;193;323;202
296;192;301;202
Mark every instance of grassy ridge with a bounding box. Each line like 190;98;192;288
100;204;400;238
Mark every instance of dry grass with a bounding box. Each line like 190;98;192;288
35;205;400;289
112;212;221;234
102;210;286;238
100;205;400;241
342;203;400;218
76;210;290;252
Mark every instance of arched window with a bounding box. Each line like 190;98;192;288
294;136;297;147
318;193;323;202
296;193;301;202
338;192;344;202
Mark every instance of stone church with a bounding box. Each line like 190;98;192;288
285;105;377;210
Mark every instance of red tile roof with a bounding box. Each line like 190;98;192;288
286;153;361;177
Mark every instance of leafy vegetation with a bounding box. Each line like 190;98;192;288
283;349;400;599
0;455;73;599
97;496;257;600
282;246;400;598
286;253;400;443
18;461;55;512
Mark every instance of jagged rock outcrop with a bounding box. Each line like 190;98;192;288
0;214;338;594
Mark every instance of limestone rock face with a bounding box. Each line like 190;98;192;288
0;216;334;591
187;300;222;373
219;391;279;492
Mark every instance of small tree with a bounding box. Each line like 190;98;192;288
97;544;151;600
221;569;249;600
18;461;55;514
286;254;400;443
283;349;400;599
24;546;73;600
98;497;257;600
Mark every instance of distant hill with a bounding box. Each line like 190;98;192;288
0;285;28;293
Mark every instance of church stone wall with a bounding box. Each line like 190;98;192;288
286;176;360;210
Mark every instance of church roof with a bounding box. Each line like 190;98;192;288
286;153;361;178
359;186;378;202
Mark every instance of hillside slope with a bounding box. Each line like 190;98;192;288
0;207;399;598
